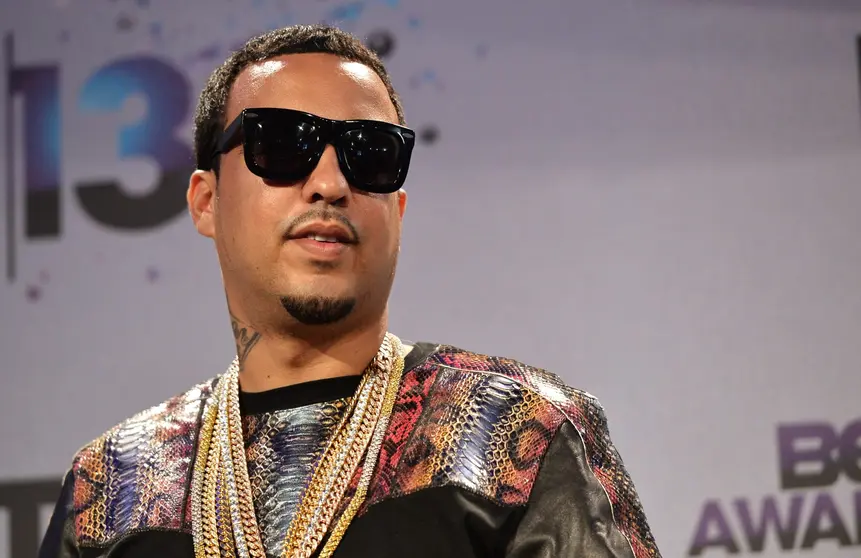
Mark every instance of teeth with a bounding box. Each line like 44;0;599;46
309;234;339;243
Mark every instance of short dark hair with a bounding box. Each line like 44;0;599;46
193;24;406;172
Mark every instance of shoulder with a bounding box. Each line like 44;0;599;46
368;343;609;509
426;343;604;419
69;379;215;546
424;344;615;469
73;379;214;465
422;346;660;557
402;342;609;439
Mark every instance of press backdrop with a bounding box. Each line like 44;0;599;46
2;0;860;556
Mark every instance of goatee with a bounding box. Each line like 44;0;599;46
279;295;356;325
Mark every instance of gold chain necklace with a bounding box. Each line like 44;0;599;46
190;333;405;558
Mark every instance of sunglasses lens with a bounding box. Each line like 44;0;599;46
340;129;406;193
247;116;322;181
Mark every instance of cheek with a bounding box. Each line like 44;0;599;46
217;179;273;244
362;201;401;258
221;160;279;220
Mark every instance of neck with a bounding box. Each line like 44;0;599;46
230;310;390;393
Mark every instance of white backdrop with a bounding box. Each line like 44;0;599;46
1;0;860;556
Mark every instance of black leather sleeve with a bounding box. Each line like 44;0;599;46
505;421;660;558
39;470;79;558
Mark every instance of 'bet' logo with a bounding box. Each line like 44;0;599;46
778;419;861;489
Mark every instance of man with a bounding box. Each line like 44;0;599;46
40;25;661;558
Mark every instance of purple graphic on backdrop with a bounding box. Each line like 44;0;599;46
688;419;861;555
779;421;861;489
23;270;52;302
25;284;41;302
146;266;160;283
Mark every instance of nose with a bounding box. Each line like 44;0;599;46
301;145;350;207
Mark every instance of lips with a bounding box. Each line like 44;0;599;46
284;220;357;260
286;221;356;244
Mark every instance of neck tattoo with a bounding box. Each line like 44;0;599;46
230;312;261;369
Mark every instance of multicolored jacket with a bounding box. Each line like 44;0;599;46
40;343;661;558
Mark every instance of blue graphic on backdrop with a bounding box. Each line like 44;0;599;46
3;34;192;283
77;57;192;229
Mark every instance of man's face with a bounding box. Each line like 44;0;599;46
193;53;407;326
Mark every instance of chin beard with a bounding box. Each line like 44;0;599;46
279;295;356;325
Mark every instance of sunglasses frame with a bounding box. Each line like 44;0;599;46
210;107;416;193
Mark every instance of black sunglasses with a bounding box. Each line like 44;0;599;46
210;108;415;194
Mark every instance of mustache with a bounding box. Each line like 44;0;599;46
282;208;360;242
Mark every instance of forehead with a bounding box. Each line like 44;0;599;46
225;53;398;125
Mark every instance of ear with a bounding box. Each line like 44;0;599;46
188;170;217;239
396;188;408;220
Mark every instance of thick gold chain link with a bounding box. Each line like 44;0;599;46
318;337;405;557
190;333;404;558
